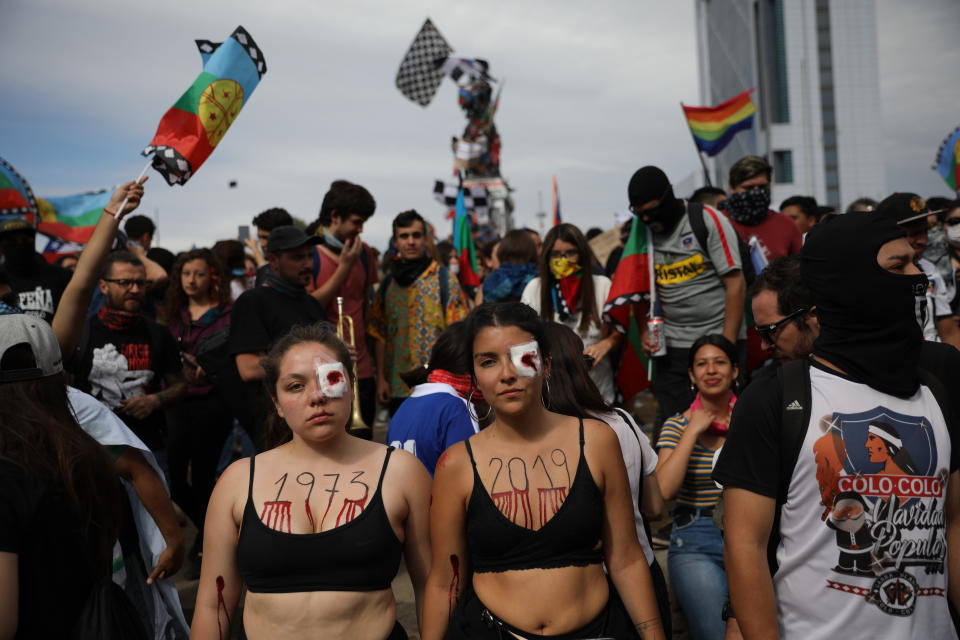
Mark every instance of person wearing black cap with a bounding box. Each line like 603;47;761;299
876;192;960;349
626;165;746;428
0;215;72;323
229;225;327;447
714;212;960;638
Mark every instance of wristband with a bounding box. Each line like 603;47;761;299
103;207;117;218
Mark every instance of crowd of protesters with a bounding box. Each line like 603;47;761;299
1;154;960;640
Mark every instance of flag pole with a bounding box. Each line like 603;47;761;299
646;223;656;380
114;160;152;219
680;102;712;187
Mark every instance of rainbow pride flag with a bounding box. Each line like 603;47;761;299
36;190;111;243
143;26;267;185
933;126;960;192
0;155;38;222
682;90;756;157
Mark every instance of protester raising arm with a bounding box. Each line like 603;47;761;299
309;235;362;308
52;177;146;355
127;241;168;287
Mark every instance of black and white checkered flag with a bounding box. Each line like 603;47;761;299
396;18;453;107
433;180;489;217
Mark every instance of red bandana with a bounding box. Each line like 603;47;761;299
428;369;484;401
98;307;143;332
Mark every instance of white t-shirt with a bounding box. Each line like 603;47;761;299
595;409;658;565
715;363;957;639
521;274;615;402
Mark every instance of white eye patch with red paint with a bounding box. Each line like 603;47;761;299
509;341;541;378
316;361;349;398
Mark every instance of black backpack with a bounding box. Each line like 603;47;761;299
687;201;757;286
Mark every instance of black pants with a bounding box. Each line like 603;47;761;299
446;581;642;639
167;393;233;534
651;347;693;439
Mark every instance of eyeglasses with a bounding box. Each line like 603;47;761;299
756;308;808;345
103;278;148;289
629;187;670;215
549;249;579;260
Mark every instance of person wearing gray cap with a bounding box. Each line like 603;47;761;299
0;314;134;637
229;224;327;447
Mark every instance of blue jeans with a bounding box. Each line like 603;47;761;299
667;510;727;640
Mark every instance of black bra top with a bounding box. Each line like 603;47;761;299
464;419;604;573
237;447;403;593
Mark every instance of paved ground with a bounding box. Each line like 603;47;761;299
172;391;692;638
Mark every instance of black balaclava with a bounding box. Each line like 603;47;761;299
0;232;37;274
627;166;684;233
801;212;928;398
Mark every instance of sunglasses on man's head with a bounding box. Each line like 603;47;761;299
756;308;809;344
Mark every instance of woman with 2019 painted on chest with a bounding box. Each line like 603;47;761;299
190;323;432;640
422;302;665;640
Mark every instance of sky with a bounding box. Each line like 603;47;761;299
1;0;957;253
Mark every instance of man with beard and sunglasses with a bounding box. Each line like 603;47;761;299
715;211;960;639
0;216;72;323
627;166;746;429
229;225;327;447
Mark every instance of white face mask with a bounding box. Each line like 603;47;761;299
448;262;460;275
945;222;960;249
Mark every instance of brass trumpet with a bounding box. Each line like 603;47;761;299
336;296;372;438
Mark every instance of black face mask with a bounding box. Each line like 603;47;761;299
801;212;927;398
0;242;35;273
640;185;685;233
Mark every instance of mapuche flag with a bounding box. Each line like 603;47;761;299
603;218;653;401
453;186;481;288
0;155;39;223
682;90;756;157
933;125;960;191
36;190;111;244
143;26;267;185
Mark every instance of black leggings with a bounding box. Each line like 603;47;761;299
446;582;641;639
166;392;233;534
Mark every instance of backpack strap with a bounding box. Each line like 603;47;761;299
614;407;653;544
768;358;812;573
686;201;710;254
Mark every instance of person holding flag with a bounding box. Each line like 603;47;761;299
612;166;745;430
521;223;620;402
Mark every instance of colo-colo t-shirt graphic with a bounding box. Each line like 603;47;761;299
775;366;956;638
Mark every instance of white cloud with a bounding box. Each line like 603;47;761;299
1;0;955;254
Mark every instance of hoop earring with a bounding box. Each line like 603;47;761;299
470;400;493;423
541;378;551;409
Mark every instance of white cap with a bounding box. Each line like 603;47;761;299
0;315;63;382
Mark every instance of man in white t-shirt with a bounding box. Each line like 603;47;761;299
715;211;960;638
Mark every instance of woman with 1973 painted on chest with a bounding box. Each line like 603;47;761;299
190;323;431;640
422;302;665;640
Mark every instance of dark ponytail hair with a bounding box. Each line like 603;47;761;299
261;323;353;449
465;302;550;379
541;322;610;418
537;223;601;333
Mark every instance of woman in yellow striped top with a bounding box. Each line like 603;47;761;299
655;334;738;640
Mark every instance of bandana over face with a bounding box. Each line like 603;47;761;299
721;189;771;225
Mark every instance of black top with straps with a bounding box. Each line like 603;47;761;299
464;419;604;573
237;447;403;593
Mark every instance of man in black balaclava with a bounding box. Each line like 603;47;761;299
0;216;72;323
626;165;746;428
715;211;960;638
